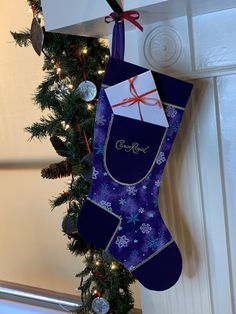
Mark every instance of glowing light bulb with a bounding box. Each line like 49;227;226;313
95;261;100;266
57;67;61;73
111;263;117;270
82;48;88;54
68;84;73;89
93;290;97;295
98;70;105;75
87;103;93;111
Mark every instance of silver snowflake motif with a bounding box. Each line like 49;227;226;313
155;180;161;187
119;198;127;206
140;223;152;234
115;235;130;248
126;186;138;196
100;200;112;211
165;106;177;118
95;115;106;126
92;167;99;179
156;152;166;165
138;207;145;214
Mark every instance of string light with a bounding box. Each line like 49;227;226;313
56;67;62;74
68;84;74;89
95;261;100;266
61;121;70;130
93;289;98;295
87;103;93;111
98;70;105;75
111;262;117;270
82;48;88;54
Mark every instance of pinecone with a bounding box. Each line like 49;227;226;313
50;136;68;157
41;160;72;179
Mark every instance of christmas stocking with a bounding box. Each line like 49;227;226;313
77;21;193;291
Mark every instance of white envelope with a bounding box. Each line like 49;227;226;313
105;71;169;128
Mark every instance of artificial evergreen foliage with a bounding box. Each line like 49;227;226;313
12;1;136;313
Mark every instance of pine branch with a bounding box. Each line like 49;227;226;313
10;30;31;47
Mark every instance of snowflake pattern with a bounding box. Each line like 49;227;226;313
100;200;112;211
119;198;127;206
146;237;159;251
94;144;104;155
101;183;109;191
140;223;152;234
138;207;145;214
156;152;166;165
85;88;185;270
165;106;177;118
92;167;99;179
126;186;138;196
126;213;140;225
131;249;139;257
115;235;130;248
95;115;106;126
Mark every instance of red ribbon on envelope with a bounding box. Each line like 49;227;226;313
111;76;162;121
105;11;143;32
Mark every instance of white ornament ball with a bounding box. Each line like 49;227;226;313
77;80;97;102
92;297;110;314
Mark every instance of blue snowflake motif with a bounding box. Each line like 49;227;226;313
131;249;139;257
94;144;104;155
147;212;155;218
101;183;109;191
119;198;127;206
126;213;140;225
146;237;159;251
153;198;158;208
169;121;179;134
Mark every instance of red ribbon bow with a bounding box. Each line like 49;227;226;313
105;10;143;32
111;76;162;122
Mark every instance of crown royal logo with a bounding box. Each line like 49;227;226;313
115;140;149;154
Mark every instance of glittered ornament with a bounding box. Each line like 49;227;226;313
55;80;70;101
81;154;93;183
77;81;97;102
92;297;110;314
62;215;78;234
30;17;44;56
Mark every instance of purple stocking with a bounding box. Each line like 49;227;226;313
77;22;193;291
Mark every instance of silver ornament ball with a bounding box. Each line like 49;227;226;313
77;80;97;102
92;297;110;314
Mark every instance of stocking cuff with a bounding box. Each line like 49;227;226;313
77;198;121;250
